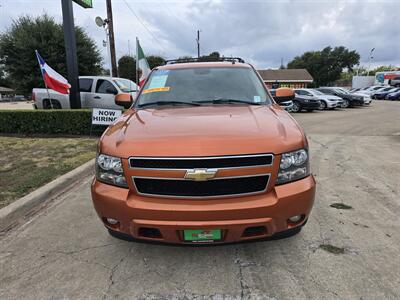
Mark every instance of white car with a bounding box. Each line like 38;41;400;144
354;85;389;96
350;91;372;105
32;76;138;109
295;88;341;110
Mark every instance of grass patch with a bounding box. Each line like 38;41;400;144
319;244;345;255
330;203;353;210
0;136;97;208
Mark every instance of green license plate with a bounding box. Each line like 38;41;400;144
183;229;221;242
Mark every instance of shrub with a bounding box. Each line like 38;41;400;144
0;109;106;135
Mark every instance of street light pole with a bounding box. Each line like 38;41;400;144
106;0;118;77
367;48;375;76
61;0;81;108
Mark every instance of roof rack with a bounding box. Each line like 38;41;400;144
165;57;245;65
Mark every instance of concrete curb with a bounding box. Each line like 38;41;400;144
0;158;95;231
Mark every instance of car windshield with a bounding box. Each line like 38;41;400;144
311;90;324;95
136;67;272;107
335;88;349;94
113;79;138;92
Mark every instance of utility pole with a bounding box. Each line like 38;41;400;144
196;30;200;58
106;0;118;77
61;0;81;108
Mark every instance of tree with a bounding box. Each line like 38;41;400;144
0;15;102;94
147;55;165;69
118;55;136;82
287;46;360;87
199;51;221;62
117;55;165;83
0;64;10;87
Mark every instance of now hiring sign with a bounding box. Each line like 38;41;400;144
92;108;122;125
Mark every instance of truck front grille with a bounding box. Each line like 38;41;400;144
133;175;270;198
129;154;273;169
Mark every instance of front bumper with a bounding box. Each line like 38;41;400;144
301;101;320;110
349;98;365;106
91;175;316;244
326;101;337;108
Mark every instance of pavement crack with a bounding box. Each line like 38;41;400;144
102;245;133;300
235;248;251;300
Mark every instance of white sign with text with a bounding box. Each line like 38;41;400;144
92;108;122;125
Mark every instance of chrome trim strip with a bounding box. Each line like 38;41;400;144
128;154;274;170
131;173;271;199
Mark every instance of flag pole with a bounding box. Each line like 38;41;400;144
35;50;53;109
136;37;139;88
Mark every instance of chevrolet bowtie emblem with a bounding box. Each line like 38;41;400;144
185;169;217;181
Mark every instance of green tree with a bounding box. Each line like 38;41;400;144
0;64;10;87
117;55;165;83
118;55;136;82
147;55;165;69
0;15;102;94
199;51;221;62
287;46;360;87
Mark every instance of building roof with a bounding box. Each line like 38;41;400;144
0;86;14;92
257;69;313;83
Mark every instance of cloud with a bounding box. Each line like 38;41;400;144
0;0;399;69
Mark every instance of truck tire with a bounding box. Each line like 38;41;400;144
43;99;61;109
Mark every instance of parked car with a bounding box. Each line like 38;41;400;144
354;85;388;96
371;87;400;99
91;59;316;244
290;93;321;113
389;76;400;87
295;88;341;110
269;89;293;111
385;90;400;100
32;76;139;109
317;87;364;107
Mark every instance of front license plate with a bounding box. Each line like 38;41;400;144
183;229;221;242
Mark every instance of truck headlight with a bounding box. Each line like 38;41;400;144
276;149;309;185
96;154;128;188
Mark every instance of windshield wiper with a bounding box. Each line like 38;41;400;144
138;101;201;108
197;98;262;105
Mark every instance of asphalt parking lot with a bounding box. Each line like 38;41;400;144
1;101;399;300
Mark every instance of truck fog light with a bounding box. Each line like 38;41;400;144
288;215;302;223
106;218;119;225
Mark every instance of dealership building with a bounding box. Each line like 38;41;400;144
257;69;314;89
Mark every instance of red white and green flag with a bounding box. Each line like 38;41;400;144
136;38;151;87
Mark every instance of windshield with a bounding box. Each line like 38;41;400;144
311;90;324;95
136;67;272;106
335;88;349;94
113;79;138;92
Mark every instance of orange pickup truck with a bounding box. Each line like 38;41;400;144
91;58;316;244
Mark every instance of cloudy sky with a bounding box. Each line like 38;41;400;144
0;0;399;69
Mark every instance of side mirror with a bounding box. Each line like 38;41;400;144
273;87;295;103
115;93;133;109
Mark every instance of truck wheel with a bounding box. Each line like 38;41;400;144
291;101;301;113
43;99;61;109
319;101;327;110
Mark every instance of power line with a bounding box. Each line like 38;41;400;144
122;0;168;55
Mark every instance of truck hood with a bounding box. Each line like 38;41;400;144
100;105;307;158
